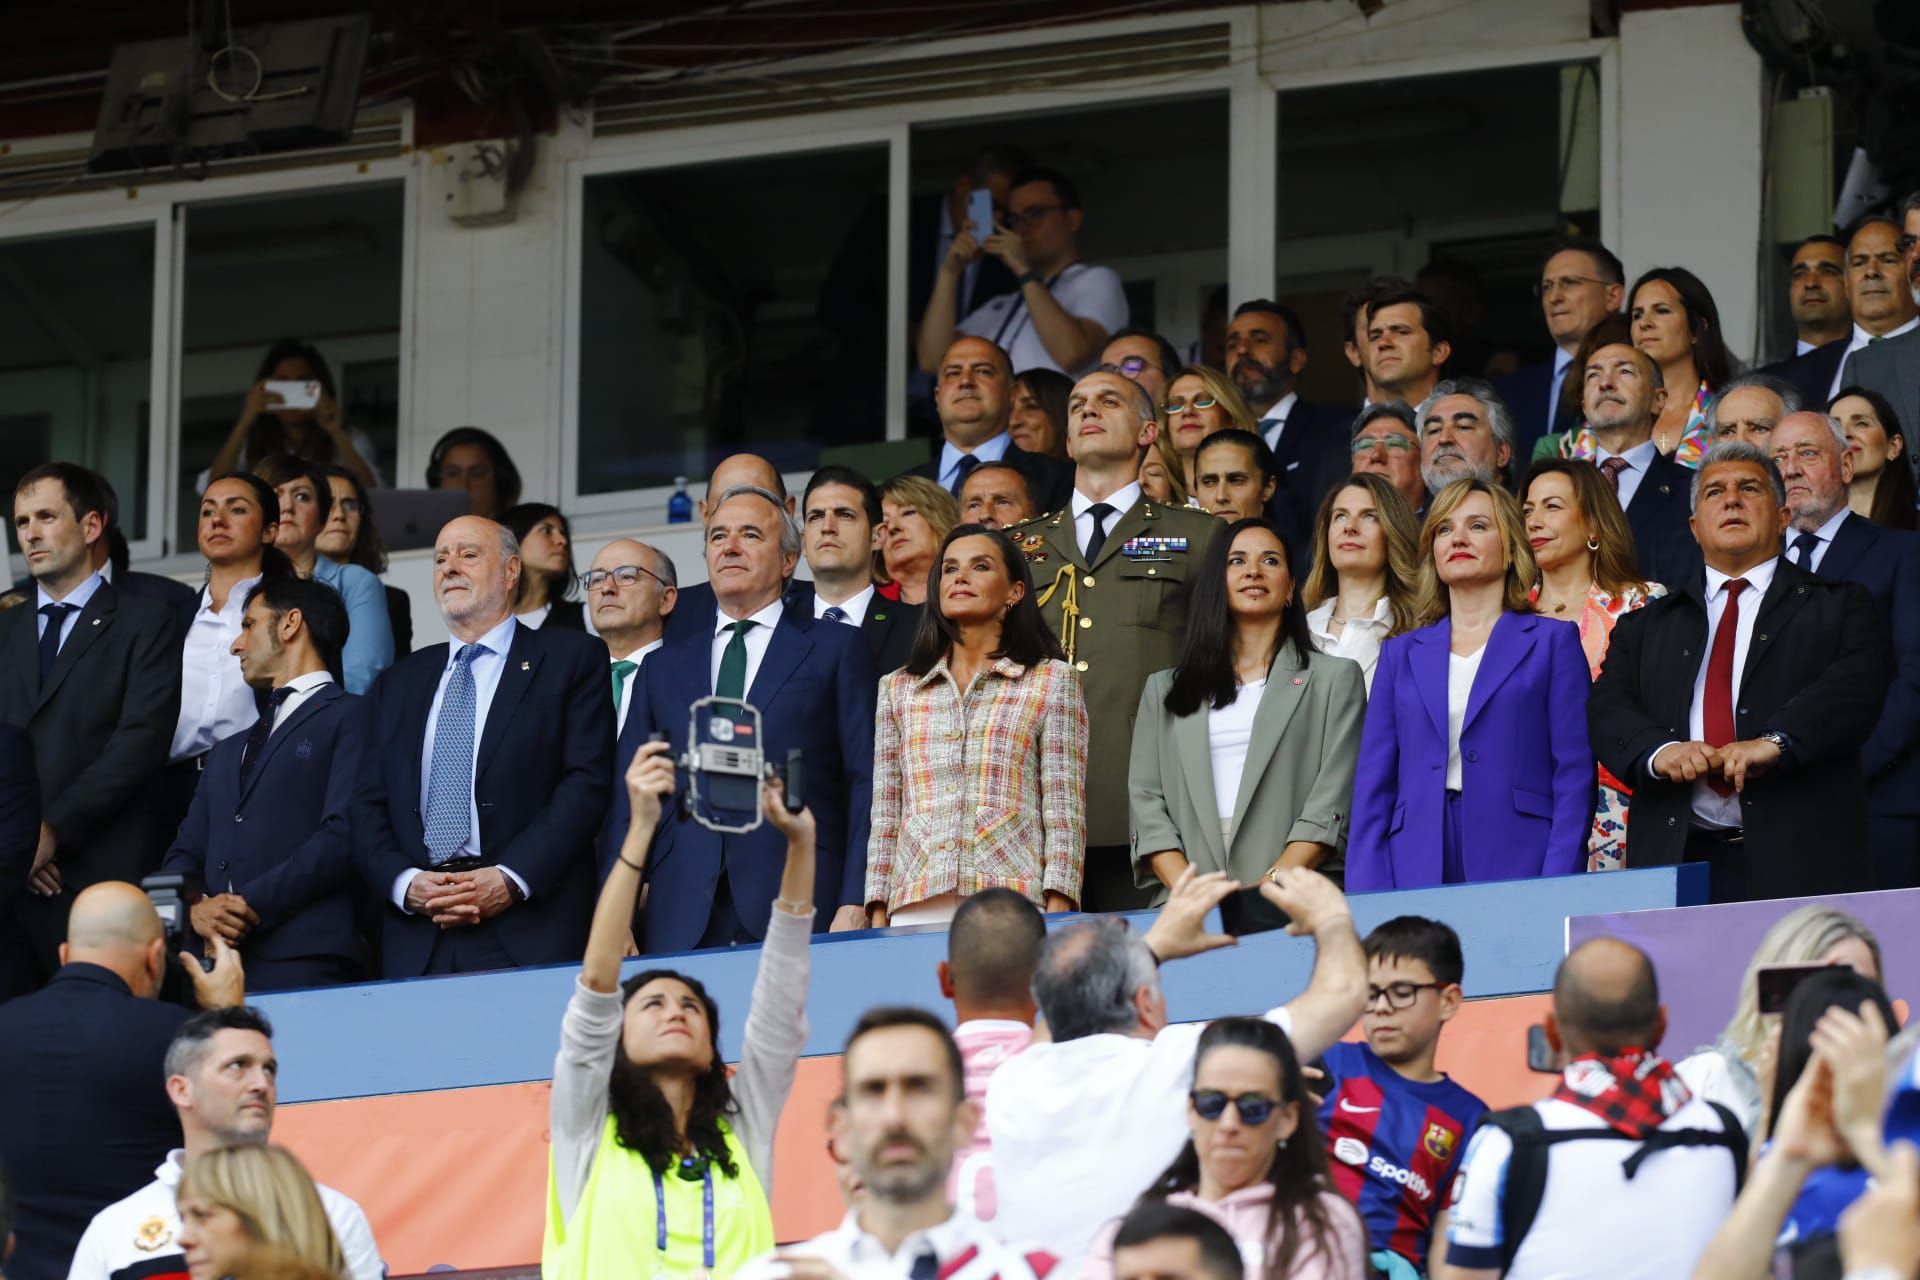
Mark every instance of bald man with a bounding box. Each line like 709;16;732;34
353;517;615;976
586;539;678;738
666;454;803;644
0;883;242;1280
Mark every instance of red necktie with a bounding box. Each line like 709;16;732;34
1702;578;1747;797
1599;456;1630;493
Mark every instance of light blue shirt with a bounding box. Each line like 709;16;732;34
311;555;394;694
938;431;1013;492
1547;346;1574;428
35;571;105;652
1593;438;1659;510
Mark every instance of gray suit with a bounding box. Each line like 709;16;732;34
1127;646;1366;897
1841;331;1920;488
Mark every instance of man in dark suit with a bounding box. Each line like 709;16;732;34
0;464;182;988
354;516;614;976
910;336;1072;513
0;881;242;1280
1838;207;1920;490
585;538;677;739
162;576;365;990
1589;442;1890;903
1760;236;1851;407
94;471;197;633
663;453;796;644
1494;238;1625;456
1579;344;1701;587
1771;410;1920;889
797;465;923;676
1225;300;1350;555
618;482;876;950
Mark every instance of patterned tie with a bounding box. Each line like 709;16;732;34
239;686;298;786
1702;579;1746;798
423;644;481;864
610;659;637;712
1791;531;1821;570
716;620;757;700
822;606;849;624
37;603;75;681
1258;415;1283;447
1599;456;1630;495
950;453;980;497
1083;502;1116;565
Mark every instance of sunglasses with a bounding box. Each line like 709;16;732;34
1162;396;1219;414
1101;356;1153;378
1189;1089;1281;1125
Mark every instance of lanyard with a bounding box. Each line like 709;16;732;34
654;1165;717;1271
990;263;1079;351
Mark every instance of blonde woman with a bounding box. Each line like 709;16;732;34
1347;480;1594;889
1300;473;1422;693
176;1146;345;1280
1158;366;1259;496
876;474;958;607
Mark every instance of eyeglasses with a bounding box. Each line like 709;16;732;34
1534;274;1611;298
1351;434;1417;455
1189;1089;1281;1125
581;564;669;592
1366;981;1443;1010
1162;395;1219;414
1003;204;1063;230
1101;356;1153;378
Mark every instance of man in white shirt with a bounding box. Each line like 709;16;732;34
1495;240;1625;454
1580;343;1699;588
1361;287;1452;412
67;1006;384;1280
1785;235;1850;357
739;1008;1055;1280
987;867;1367;1268
800;467;920;675
911;338;1070;512
1223;300;1348;552
586;539;675;737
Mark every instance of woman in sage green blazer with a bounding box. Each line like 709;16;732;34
1129;517;1367;896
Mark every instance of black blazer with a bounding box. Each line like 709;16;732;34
385;583;414;655
352;621;615;975
1494;358;1581;458
0;581;182;888
907;438;1074;514
1802;512;1920;815
1262;399;1353;569
115;568;198;636
0;963;191;1280
542;598;587;631
1623;450;1703;589
0;724;38;930
161;683;365;988
1589;557;1891;899
784;580;924;676
1763;339;1848;412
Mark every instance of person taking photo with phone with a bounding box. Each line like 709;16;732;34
202;340;380;494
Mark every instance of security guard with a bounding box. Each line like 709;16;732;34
1006;369;1220;910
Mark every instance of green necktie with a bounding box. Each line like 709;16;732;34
716;620;758;700
610;659;637;710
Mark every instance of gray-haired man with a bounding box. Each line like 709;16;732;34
1417;377;1516;492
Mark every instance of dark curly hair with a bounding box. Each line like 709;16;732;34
607;970;740;1178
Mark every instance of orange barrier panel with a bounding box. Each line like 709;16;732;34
278;994;1555;1274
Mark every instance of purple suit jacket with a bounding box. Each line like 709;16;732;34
1346;610;1594;890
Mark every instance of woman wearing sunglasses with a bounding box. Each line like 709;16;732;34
1083;1017;1367;1280
1158;366;1260;498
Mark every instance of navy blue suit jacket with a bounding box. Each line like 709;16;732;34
353;621;615;975
1803;512;1920;814
1623;450;1702;588
1263;399;1353;562
1495;359;1580;458
161;683;364;986
0;964;190;1280
1764;339;1848;412
616;603;876;952
0;724;37;928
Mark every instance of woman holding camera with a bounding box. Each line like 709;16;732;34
203;340;380;493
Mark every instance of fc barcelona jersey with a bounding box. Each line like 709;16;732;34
1316;1041;1487;1270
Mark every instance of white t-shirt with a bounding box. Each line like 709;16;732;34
956;263;1129;376
1207;679;1266;823
1445;1097;1738;1279
1445;646;1485;791
985;1007;1293;1269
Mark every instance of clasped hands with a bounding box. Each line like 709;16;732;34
1651;737;1782;792
405;866;515;928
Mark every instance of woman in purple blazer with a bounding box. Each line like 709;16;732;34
1346;478;1594;889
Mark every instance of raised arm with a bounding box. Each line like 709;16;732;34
583;740;674;992
1264;867;1367;1062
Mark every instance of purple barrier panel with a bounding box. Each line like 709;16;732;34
1568;888;1920;1058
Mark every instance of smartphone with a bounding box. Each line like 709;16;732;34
966;187;994;239
1526;1024;1558;1074
1757;963;1844;1015
1217;885;1291;937
265;379;321;410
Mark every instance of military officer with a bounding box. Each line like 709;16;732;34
1006;369;1219;911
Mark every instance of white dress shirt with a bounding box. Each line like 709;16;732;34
735;1208;1051;1280
34;570;104;652
1786;505;1850;572
268;670;336;733
1306;595;1394;693
392;614;529;908
814;582;875;626
1832;316;1920;398
515;601;553;630
1685;557;1779;829
710;597;788;696
170;574;262;762
1071;481;1142;561
1258;390;1300;450
938;431;1012;493
1593;438;1659;511
610;638;663;736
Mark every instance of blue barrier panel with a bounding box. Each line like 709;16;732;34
259;866;1701;1104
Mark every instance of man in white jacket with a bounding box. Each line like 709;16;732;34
67;1007;383;1280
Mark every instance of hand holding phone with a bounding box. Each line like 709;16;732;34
966;187;994;239
264;379;321;411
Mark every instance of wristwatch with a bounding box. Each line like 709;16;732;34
1017;269;1044;287
1759;730;1790;753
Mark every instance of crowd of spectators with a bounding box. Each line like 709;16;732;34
3;167;1920;1280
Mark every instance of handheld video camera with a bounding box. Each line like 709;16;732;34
664;696;804;834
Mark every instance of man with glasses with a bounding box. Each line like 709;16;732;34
1098;327;1182;407
916;166;1127;379
1225;299;1351;556
584;539;677;738
1841;197;1920;489
1317;916;1486;1279
1494;238;1625;457
1350;402;1429;515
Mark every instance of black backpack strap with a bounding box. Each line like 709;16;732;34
1480;1106;1548;1274
1709;1102;1750;1192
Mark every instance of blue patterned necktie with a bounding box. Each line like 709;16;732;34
424;643;480;864
822;606;849;624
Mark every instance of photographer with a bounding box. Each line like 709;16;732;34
201;340;380;494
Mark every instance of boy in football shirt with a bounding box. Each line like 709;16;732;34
1317;916;1486;1277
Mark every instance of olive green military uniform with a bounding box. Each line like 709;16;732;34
1007;497;1221;909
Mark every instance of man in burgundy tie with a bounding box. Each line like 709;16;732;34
1580;343;1699;587
1588;441;1891;901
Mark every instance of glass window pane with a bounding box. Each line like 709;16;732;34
578;145;890;495
0;226;155;541
178;183;404;550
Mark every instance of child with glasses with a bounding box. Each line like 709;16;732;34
1315;917;1486;1280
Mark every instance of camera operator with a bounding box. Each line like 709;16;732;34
0;881;243;1280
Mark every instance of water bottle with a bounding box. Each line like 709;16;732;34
667;475;693;524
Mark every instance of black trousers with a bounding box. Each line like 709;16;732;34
1080;844;1156;913
1867;813;1920;891
423;919;516;974
1684;827;1749;904
245;953;363;993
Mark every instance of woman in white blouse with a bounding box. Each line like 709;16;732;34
1299;473;1421;692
